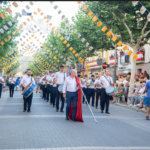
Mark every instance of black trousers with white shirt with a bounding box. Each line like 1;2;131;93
87;88;95;106
0;83;2;98
47;84;52;102
96;88;102;108
56;85;64;111
82;87;87;103
23;93;33;111
9;84;15;97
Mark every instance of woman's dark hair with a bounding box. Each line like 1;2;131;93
128;72;131;75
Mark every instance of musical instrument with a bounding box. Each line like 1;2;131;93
22;82;35;98
45;80;47;88
86;79;95;88
58;84;63;93
105;86;115;96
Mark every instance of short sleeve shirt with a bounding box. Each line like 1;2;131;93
145;81;150;97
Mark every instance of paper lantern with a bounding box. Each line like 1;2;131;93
60;37;64;40
86;42;89;47
34;12;37;15
57;60;60;62
106;31;112;37
16;29;19;32
97;21;102;27
52;26;55;30
62;15;65;19
4;39;8;42
102;26;107;32
30;15;33;19
127;50;133;56
0;28;4;34
6;8;12;14
89;46;93;50
27;18;30;22
31;35;34;37
133;54;138;60
44;16;47;19
78;34;81;38
117;41;122;47
49;23;52;26
67;44;70;47
82;5;88;10
81;38;85;42
1;42;4;46
63;40;67;44
0;13;6;19
12;32;15;35
13;2;18;7
123;45;128;51
6;55;8;57
57;33;61;37
112;36;117;42
92;16;98;22
23;22;26;25
58;10;62;14
69;47;73;51
79;57;82;61
46;20;49;23
49;52;52;55
72;50;76;54
37;8;41;12
75;53;78;57
54;30;57;33
2;57;5;60
88;11;93;16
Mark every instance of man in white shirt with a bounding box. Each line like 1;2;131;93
99;70;113;114
8;74;16;97
81;75;88;104
0;73;4;98
41;72;48;100
46;70;53;103
86;75;96;106
21;69;35;112
94;74;102;109
55;65;66;112
63;69;78;121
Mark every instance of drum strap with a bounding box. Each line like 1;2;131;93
103;75;111;86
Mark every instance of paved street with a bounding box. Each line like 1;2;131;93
0;90;150;150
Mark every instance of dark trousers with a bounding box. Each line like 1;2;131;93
0;83;2;98
23;93;33;111
87;88;95;106
42;85;47;99
82;87;87;103
46;84;51;101
66;91;78;118
52;87;57;106
56;85;64;110
100;89;110;112
9;84;15;97
96;88;101;107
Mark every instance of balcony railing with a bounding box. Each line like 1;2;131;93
136;51;144;62
120;55;130;64
77;64;85;71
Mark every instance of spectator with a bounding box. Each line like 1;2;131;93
123;77;128;86
145;81;150;120
124;82;129;103
116;77;120;84
144;71;149;80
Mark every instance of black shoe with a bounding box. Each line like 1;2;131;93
101;110;103;113
23;110;26;112
95;107;98;109
60;109;64;113
105;112;110;114
27;110;31;112
92;105;95;107
56;109;58;112
72;118;76;122
66;116;69;120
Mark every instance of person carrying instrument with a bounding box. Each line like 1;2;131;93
98;70;113;114
86;75;96;106
21;69;35;112
63;69;83;122
0;73;4;98
81;75;88;104
55;65;66;112
94;74;102;109
46;70;53;103
41;72;48;100
9;74;16;97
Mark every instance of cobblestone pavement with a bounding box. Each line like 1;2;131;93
0;90;150;150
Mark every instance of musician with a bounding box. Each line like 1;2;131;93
46;70;53;103
8;74;16;97
21;69;35;112
94;74;102;109
41;72;48;100
63;69;78;121
98;69;113;114
86;75;95;106
55;65;66;112
39;74;44;97
51;70;57;107
81;75;88;104
0;73;4;98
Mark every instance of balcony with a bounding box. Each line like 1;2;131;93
136;51;145;64
77;64;85;71
120;55;130;65
109;55;118;67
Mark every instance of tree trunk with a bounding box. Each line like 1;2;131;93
128;46;137;104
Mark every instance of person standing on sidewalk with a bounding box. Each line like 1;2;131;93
0;74;4;98
145;80;150;120
9;74;16;97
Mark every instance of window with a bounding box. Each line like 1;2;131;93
89;57;92;61
95;56;98;60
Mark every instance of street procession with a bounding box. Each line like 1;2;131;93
0;1;150;150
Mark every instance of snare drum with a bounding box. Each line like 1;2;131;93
105;86;115;96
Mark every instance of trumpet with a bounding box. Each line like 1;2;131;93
86;79;95;88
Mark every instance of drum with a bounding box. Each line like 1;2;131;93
58;84;63;93
22;82;35;98
105;86;115;96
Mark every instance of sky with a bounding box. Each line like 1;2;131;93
6;1;80;72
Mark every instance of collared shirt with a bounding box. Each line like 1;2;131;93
0;76;4;84
46;75;53;85
139;87;145;93
9;77;16;84
87;79;95;89
81;78;87;88
20;74;35;88
41;75;47;85
53;77;57;87
95;79;102;89
63;76;77;93
55;71;66;85
99;75;113;89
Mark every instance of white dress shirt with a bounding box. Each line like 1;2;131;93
21;74;35;88
95;79;102;89
46;75;53;85
99;75;113;89
9;77;16;84
55;72;66;85
41;75;47;85
63;76;77;94
123;79;128;86
88;79;95;89
0;76;4;84
53;77;57;87
81;78;87;88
